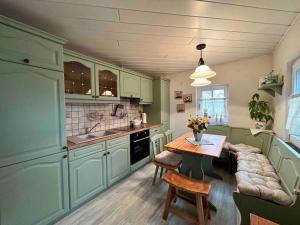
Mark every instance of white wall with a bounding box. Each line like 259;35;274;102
166;54;272;138
272;16;300;140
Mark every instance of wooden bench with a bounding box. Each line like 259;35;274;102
205;126;272;173
163;170;211;225
233;136;300;225
205;126;300;225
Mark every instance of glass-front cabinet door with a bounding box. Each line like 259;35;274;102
95;64;120;101
64;55;95;100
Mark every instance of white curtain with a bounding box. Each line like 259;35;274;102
286;96;300;135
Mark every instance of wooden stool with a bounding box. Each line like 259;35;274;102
163;171;212;225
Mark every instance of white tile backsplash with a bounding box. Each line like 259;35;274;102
65;100;143;136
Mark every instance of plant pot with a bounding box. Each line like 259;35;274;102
255;121;266;130
193;130;204;142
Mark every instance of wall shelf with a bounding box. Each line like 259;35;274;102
258;83;283;97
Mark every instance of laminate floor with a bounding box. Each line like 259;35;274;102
55;163;238;225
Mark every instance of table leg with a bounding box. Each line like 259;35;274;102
202;156;223;180
180;153;218;212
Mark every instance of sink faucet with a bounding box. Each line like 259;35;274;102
86;122;101;134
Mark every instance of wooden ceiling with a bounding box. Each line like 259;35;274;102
1;0;300;76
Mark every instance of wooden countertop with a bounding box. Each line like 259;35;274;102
67;123;161;150
165;133;226;158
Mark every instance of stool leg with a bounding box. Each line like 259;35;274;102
152;165;159;185
163;185;175;220
159;167;164;178
196;194;205;225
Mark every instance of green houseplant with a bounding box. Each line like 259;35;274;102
248;93;273;129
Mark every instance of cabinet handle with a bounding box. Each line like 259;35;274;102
62;146;68;150
95;96;99;98
23;58;30;63
63;154;68;158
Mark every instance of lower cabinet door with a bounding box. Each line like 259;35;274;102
0;152;69;225
69;151;107;208
107;144;130;186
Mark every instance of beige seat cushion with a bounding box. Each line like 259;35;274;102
223;142;231;151
154;151;182;167
237;152;269;163
236;171;292;206
229;143;262;154
237;160;279;180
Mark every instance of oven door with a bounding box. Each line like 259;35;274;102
130;137;150;165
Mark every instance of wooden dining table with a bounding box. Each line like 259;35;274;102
165;132;226;211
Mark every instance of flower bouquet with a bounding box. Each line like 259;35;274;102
187;116;209;142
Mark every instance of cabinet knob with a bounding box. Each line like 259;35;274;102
95;96;99;98
23;58;30;63
107;152;110;155
63;154;68;158
62;146;68;150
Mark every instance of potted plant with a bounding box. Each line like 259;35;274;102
248;93;273;129
187;116;209;141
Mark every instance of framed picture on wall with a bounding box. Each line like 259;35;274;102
174;91;183;99
183;94;192;103
176;104;185;113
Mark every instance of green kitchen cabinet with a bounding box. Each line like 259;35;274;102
0;152;69;225
69;150;107;209
64;54;96;100
107;142;130;186
120;71;141;98
140;77;153;104
144;78;170;132
0;60;66;167
95;64;120;101
0;16;65;71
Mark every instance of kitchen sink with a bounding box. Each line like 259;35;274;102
68;130;118;144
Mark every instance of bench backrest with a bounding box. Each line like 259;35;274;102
206;126;273;155
267;136;300;203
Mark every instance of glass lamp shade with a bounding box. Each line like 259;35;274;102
189;64;216;79
190;78;211;87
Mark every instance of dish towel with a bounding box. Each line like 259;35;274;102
250;129;274;135
186;137;214;146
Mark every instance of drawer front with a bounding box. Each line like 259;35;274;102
106;135;130;148
0;23;63;71
69;142;105;161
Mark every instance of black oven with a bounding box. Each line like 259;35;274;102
130;129;150;165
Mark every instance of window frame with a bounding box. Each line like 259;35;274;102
288;59;300;148
292;58;300;95
196;84;229;124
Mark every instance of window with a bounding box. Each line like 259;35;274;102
293;58;300;95
197;84;228;124
287;59;300;148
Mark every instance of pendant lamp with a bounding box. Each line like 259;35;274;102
190;44;216;80
191;78;212;87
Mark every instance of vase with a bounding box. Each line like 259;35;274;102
193;130;203;142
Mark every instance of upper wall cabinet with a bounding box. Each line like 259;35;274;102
0;22;63;71
140;77;153;104
95;64;120;101
120;71;141;98
64;55;95;100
